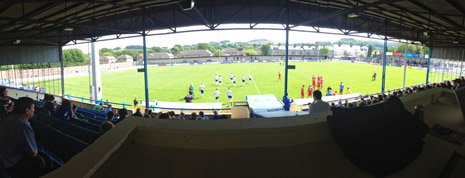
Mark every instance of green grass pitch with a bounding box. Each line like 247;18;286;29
39;61;434;104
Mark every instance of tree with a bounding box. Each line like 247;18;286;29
125;45;144;50
244;49;257;56
99;48;113;56
367;45;373;57
261;43;271;55
113;47;121;50
359;53;365;58
197;43;209;49
422;46;429;55
152;46;164;52
213;50;225;56
170;44;183;54
319;47;330;57
396;43;418;54
63;49;89;67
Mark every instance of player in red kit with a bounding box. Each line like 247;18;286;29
317;75;321;89
301;85;305;98
278;72;282;81
307;85;313;98
320;76;324;89
312;75;316;87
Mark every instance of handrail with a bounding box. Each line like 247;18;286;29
65;94;133;108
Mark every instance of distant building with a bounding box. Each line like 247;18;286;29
270;45;321;56
117;55;133;62
175;50;212;58
332;44;368;58
223;48;239;56
137;52;174;65
100;56;117;64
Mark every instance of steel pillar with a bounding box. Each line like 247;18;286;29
426;47;432;84
283;22;290;110
403;41;408;89
59;46;65;96
91;41;102;102
381;37;387;93
143;31;150;107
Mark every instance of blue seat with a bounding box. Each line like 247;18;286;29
30;119;89;162
43;115;99;144
68;119;100;132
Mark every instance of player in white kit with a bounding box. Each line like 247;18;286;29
218;75;222;86
232;76;236;87
227;88;233;101
230;73;234;82
215;74;218;84
249;73;253;83
242;75;246;86
214;88;220;103
199;83;205;98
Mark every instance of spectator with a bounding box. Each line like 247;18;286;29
344;100;348;108
348;103;354;108
107;111;115;121
42;94;56;116
72;105;79;120
0;97;46;178
133;97;139;107
190;112;197;120
211;111;220;120
54;100;74;121
168;111;176;119
309;90;331;114
0;87;13;118
105;104;113;113
198;111;209;120
100;121;114;136
179;112;186;120
184;93;194;103
220;115;228;119
326;90;332;96
133;108;143;117
116;108;128;124
145;110;154;118
93;103;103;111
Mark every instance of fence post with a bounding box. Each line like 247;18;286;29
81;97;84;102
122;102;126;108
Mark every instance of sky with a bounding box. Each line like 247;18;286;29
63;24;389;54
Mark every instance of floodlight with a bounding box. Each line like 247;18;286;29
64;27;74;32
13;39;21;44
453;41;459;44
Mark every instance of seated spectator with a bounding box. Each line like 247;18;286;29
42;94;56;116
184;93;194;103
198;111;209;120
179;112;186;120
168;111;176;119
107;111;115;121
54;100;73;121
100;121;114;136
309;90;331;114
348;103;354;108
220;115;228;119
144;110;154;118
133;108;143;117
93;103;103;111
190;112;197;120
211;111;220;120
105;104;113;113
0;97;46;178
326;90;332;96
0;87;13;118
116;108;128;124
72;105;79;120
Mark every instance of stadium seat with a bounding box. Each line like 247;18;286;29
68;118;100;132
43;115;99;144
30;119;89;162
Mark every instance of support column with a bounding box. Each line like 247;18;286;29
460;49;464;77
283;21;290;110
59;46;65;96
426;47;432;84
91;41;102;102
381;37;387;93
143;31;150;108
403;41;408;89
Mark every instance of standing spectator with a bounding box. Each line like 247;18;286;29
116;108;128;124
0;97;46;178
309;90;331;114
0;87;13;118
54;100;74;121
133;97;139;107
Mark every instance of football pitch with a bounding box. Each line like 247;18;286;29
45;61;434;104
